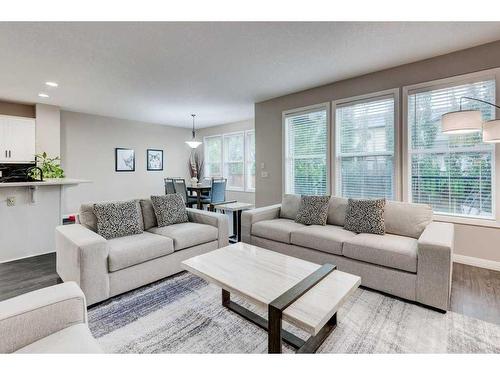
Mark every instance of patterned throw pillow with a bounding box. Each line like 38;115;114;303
94;200;144;239
150;194;189;227
295;195;330;225
344;198;386;235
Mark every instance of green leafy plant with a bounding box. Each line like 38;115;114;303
33;152;65;179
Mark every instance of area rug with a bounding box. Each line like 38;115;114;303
88;272;500;353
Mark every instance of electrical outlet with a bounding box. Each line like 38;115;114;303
261;171;269;178
7;196;15;206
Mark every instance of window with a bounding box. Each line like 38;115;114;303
223;132;245;190
335;94;396;199
204;130;255;191
284;106;328;195
204;135;222;177
408;79;495;219
246;130;256;191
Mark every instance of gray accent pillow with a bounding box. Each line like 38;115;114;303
94;200;144;239
344;198;386;235
295;195;330;225
280;194;301;219
151;194;188;227
139;199;158;230
79;203;98;232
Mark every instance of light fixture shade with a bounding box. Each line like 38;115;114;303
185;140;202;148
482;119;500;143
441;110;483;134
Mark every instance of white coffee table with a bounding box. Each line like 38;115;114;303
182;242;361;353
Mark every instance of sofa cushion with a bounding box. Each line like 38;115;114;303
151;194;188;227
344;198;386;235
148;222;218;251
295;195;330;225
108;232;174;272
343;233;418;273
140;199;158;230
79;203;98;232
291;225;356;255
280;194;301;220
326;196;348;226
15;324;102;353
94;200;144;240
384;201;433;239
251;218;305;244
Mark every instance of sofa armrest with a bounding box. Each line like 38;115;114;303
416;222;454;311
186;208;229;248
241;204;281;244
0;282;86;353
56;224;110;305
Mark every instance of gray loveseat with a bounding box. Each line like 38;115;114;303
56;199;229;305
241;195;454;311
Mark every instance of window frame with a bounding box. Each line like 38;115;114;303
402;69;500;224
332;88;400;200
245;129;256;192
203;130;255;193
222;131;246;192
282;102;331;196
203;134;223;179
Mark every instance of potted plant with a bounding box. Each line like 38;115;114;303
30;152;65;179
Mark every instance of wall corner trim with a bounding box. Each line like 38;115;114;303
453;254;500;272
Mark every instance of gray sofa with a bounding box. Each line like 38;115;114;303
0;282;101;353
56;199;229;305
241;195;454;311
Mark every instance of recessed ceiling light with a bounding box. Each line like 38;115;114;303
38;93;49;98
45;81;58;87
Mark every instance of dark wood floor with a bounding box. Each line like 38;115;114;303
1;253;499;325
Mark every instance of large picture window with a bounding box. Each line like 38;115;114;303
204;130;255;192
335;94;396;199
284;106;328;195
204;135;223;177
408;79;496;219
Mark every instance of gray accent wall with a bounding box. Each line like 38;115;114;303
60;111;192;214
254;40;500;265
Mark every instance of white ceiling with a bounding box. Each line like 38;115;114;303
1;22;500;128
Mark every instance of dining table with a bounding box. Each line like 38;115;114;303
186;184;212;209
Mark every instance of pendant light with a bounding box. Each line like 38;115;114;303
441;96;500;141
185;114;202;149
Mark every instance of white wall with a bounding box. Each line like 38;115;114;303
60;111;192;214
197;118;255;205
35;104;60;157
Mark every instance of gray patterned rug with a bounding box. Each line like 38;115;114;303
88;272;500;353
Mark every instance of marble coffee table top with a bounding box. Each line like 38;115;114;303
182;242;361;335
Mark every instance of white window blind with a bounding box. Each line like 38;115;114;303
246;130;256;191
408;79;495;219
204;135;222;177
223;132;245;190
336;95;395;199
284;108;328;195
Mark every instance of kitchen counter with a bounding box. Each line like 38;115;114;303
0;178;91;188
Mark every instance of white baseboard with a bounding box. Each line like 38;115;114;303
453;254;500;271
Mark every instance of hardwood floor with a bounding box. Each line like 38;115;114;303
0;253;60;302
0;253;499;325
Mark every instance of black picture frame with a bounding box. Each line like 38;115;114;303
147;149;164;171
115;148;135;172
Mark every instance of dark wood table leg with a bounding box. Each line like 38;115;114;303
268;305;283;353
237;210;243;242
232;211;238;239
197;189;203;210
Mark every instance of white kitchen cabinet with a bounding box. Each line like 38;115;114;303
0;115;36;163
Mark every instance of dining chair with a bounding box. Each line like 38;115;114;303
164;178;177;194
172;178;197;208
201;178;231;210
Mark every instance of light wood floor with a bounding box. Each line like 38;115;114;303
0;253;499;325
